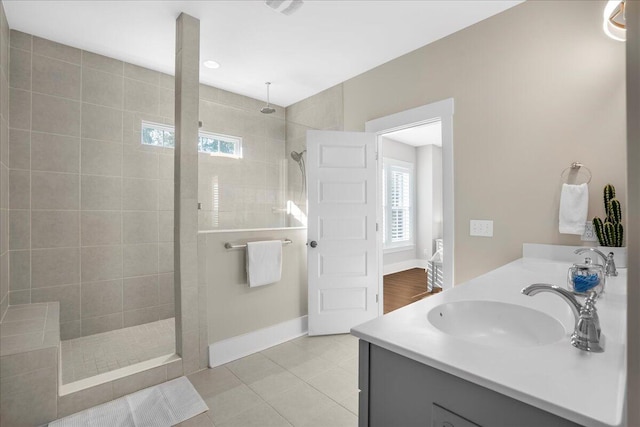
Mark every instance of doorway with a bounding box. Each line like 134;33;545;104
379;121;444;313
365;98;454;317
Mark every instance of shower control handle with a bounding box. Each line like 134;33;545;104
309;240;318;248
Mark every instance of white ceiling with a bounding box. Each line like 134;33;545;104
3;0;522;107
384;121;442;147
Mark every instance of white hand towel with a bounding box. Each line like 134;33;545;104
246;241;282;287
559;183;589;235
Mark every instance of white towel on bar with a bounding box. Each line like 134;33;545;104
246;240;282;287
559;183;589;235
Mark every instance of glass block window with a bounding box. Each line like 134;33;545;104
141;122;242;158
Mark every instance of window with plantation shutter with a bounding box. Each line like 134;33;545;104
383;159;414;249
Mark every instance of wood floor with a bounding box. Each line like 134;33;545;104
383;268;441;314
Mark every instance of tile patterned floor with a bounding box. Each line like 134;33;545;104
60;318;176;384
183;333;359;427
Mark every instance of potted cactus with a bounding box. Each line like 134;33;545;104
593;184;624;247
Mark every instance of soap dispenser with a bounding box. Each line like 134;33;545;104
568;257;605;295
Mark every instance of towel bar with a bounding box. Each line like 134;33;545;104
224;239;293;250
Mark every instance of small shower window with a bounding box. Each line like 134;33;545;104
141;122;242;158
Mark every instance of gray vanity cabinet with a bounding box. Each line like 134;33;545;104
358;340;582;427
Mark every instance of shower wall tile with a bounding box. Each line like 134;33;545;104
81;103;122;142
81;313;122;336
123;306;158;328
81;175;121;210
30;132;80;173
124;78;159;115
31;248;80;288
31;172;79;210
82;50;123;75
123;275;158;310
8;170;29;209
123;244;158;277
82;67;123;108
32;54;81;100
31;284;80;323
81;246;122;282
31;93;80;136
8;129;29;170
9;250;30;291
123;146;158;179
9;88;30;130
80;139;122;176
8;210;29;250
124;63;159;85
158;212;174;242
33;35;81;64
9;30;32;51
81;280;122;319
9;47;30;90
31;210;79;249
80;211;121;246
123;178;157;211
123;211;157;244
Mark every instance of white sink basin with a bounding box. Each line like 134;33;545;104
427;300;566;347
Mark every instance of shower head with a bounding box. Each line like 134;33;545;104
290;150;306;163
260;82;276;114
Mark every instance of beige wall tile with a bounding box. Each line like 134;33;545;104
32;93;81;136
158;211;174;242
158;242;174;273
123;146;158;179
9;88;30;130
81;279;122;318
31;171;79;210
123;63;159;85
123;178;157;211
123;243;158;277
81;211;121;246
80;175;121;210
158;181;174;211
82;51;123;75
123;306;159;328
8;129;29;170
9;250;30;291
8;169;29;209
31;284;80;322
165;359;183;380
9;30;32;51
158;154;174;181
9;47;30;90
81;103;123;142
8;210;29;250
158;273;174;305
32;54;81;100
31;247;80;288
0;385;57;426
82;67;123;108
33;35;80;64
124;78;159;115
0;208;7;254
57;382;113;418
0;366;56;400
123;211;157;244
31;132;80;173
81;139;122;176
81;245;122;282
81;312;123;336
123;275;158;310
158;303;174;320
31;210;79;249
112;364;166;399
8;289;30;305
60;319;80;339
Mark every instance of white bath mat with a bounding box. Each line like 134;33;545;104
49;377;208;427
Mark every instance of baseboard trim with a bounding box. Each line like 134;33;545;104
208;315;308;367
383;259;428;275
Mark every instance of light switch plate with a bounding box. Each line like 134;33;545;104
470;220;493;237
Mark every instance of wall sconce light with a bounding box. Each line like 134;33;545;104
603;0;626;42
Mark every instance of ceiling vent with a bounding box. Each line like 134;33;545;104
265;0;304;16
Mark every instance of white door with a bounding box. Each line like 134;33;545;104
307;130;379;336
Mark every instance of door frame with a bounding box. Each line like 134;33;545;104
365;98;454;316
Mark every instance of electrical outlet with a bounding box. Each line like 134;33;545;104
470;220;493;237
581;221;598;242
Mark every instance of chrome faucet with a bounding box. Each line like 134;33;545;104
575;247;618;277
521;284;603;353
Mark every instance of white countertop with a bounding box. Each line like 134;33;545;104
351;256;627;427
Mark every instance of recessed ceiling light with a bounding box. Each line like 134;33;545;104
203;60;220;69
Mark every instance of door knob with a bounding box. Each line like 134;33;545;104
309;240;318;248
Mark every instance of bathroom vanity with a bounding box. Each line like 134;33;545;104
351;246;627;427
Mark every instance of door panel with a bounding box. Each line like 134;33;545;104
307;130;378;336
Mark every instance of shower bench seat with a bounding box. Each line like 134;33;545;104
0;302;60;425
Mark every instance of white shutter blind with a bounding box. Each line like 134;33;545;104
390;169;411;242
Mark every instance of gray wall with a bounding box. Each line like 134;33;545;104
0;0;8;319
